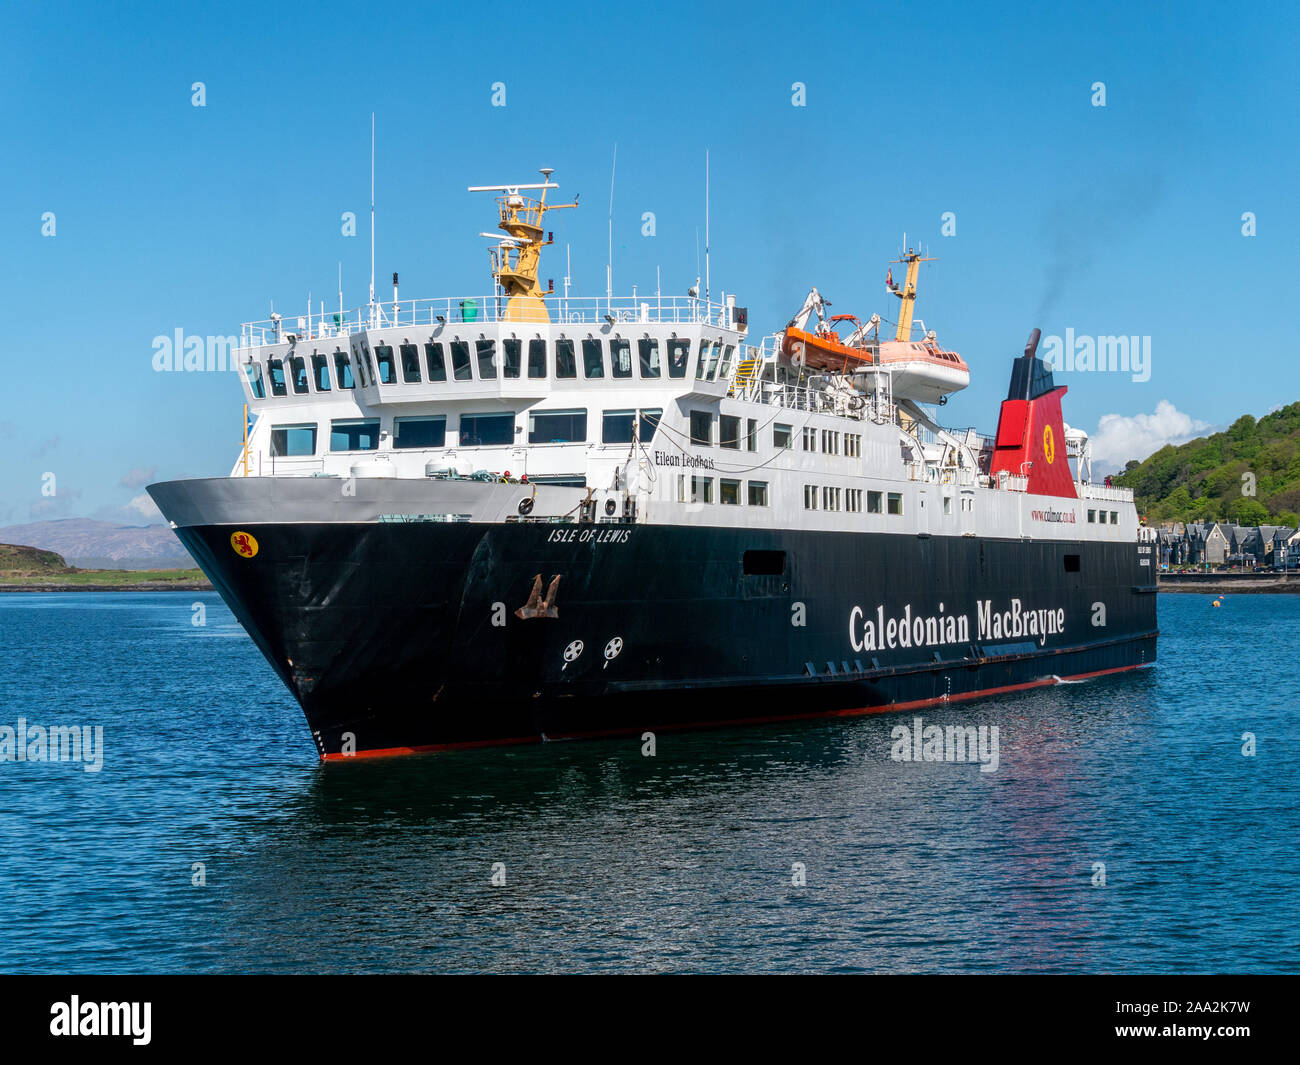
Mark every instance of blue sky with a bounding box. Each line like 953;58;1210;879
1;0;1294;523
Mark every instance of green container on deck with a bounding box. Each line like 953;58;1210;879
460;299;478;322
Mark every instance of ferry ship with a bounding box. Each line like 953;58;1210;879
148;170;1158;761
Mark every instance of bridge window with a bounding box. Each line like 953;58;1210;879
803;485;818;510
1110;511;1119;524
527;339;547;378
1087;509;1096;523
747;481;769;507
638;338;661;378
424;343;447;382
868;491;883;513
705;342;722;380
530;409;586;444
802;427;817;451
718;344;735;379
503;338;522;379
887;492;903;515
720;414;741;450
267;358;287;396
374;345;396;384
330;418;380;451
696;339;711;379
476;339;497;379
270;423;316;457
450;340;473;381
610;338;632;378
244;362;265;399
400;343;421;383
311;353;332;391
774;423;793;450
555;338;577;378
459;412;514;446
582;338;604;378
288;356;309;394
690;410;712;446
667;338;689;378
720;478;742;505
333;351;355;388
394;416;447;449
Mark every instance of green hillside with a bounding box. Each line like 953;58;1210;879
1114;403;1300;526
0;541;208;588
0;543;69;574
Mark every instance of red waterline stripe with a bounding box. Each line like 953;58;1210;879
320;662;1148;762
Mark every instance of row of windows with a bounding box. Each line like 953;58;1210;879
688;411;761;450
268;407;663;456
688;413;862;457
804;486;903;515
798;428;863;456
246;335;739;399
677;476;769;507
1089;509;1120;525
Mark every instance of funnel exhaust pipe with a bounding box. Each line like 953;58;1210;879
1024;328;1041;359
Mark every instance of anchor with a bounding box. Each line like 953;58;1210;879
515;573;561;619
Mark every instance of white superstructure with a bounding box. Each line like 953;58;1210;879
228;171;1148;547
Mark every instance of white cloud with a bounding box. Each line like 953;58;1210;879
1090;400;1212;473
127;493;162;520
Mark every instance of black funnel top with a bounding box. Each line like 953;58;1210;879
1006;328;1056;400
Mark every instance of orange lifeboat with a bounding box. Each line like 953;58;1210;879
781;315;875;372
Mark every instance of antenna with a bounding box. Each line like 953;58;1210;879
337;262;343;325
704;149;711;305
607;142;617;307
369;114;376;314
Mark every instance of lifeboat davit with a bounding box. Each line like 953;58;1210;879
781;315;874;372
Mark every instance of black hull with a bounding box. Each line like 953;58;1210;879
174;519;1158;759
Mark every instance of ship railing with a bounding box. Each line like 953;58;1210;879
756;382;871;421
1078;482;1135;503
239;295;732;348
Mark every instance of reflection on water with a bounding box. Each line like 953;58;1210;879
1;592;1296;973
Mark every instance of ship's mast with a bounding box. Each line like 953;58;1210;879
468;169;579;323
889;247;935;342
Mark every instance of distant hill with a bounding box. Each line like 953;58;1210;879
1114;403;1300;526
0;519;194;570
0;543;69;575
